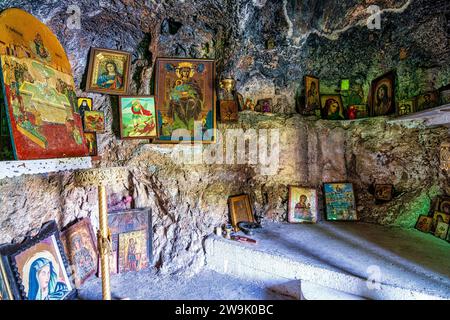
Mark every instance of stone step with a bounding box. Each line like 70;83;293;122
204;235;448;300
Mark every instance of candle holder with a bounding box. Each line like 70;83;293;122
74;167;128;300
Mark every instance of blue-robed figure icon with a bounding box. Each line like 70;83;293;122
27;257;69;300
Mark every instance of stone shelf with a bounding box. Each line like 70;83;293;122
389;103;450;127
0;156;93;180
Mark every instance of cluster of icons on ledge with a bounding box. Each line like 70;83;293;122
0;206;152;300
415;196;450;242
2;8;450;162
223;183;408;243
299;74;450;120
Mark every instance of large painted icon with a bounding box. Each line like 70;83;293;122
86;47;131;95
155;58;216;143
61;218;97;287
6;221;76;300
119;96;158;139
288;186;318;223
0;8;88;160
324;183;358;221
370;71;395;116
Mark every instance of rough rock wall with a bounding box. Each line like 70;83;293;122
0;0;448;274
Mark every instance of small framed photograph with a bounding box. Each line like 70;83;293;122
77;97;93;115
118;230;150;273
61;218;98;287
434;222;449;240
219;100;239;122
415;91;439;112
228;195;255;231
86;47;131;95
397;99;415;116
288;186;318;223
83;110;105;133
5;221;76;300
431;211;450;233
320;95;345;120
324;183;358;221
374;184;393;201
119;96;158;139
84;132;98;156
415;215;433;233
369;71;396;116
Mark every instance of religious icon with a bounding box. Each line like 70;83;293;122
154;58;216;143
369;71;395;116
243;98;255;111
0;9;88;160
374;184;393;201
434;222;449;240
118;230;149;273
84;132;97;156
77;97;93;116
108;208;152;272
324;183;358;221
320;95;345;120
415;91;439;112
397;99;415;116
288;186;318;223
86;48;131;95
7;221;76;300
434;196;450;214
303;76;320;115
431;211;450;234
119;96;158;139
415;215;433;233
83;110;105;133
61;218;97;287
228;195;255;231
256;98;272;113
219;100;239;122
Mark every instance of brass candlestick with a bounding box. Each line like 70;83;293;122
74;167;128;300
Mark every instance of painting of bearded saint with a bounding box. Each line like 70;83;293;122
155;58;216;143
14;235;72;300
370;71;395;116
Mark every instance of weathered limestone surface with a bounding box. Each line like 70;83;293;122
0;0;448;273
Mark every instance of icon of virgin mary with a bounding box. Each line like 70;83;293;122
27;257;69;300
97;60;123;89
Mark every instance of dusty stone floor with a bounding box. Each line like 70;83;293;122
78;269;295;300
207;222;450;299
